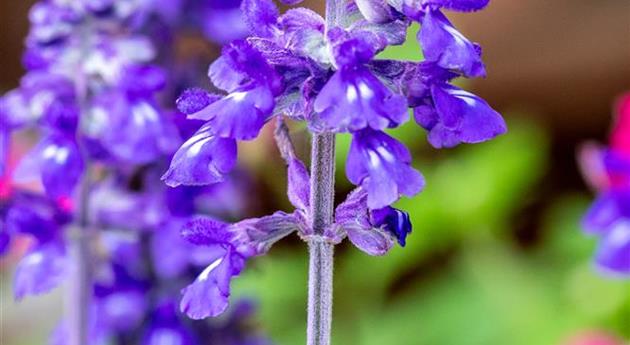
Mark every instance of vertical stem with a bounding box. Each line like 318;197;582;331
308;1;341;344
67;159;92;345
67;30;93;343
307;133;336;345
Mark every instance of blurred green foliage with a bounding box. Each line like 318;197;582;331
234;115;630;345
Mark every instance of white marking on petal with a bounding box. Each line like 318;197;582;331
607;222;630;249
186;137;212;158
197;257;224;282
24;252;44;266
346;86;358;103
358;82;374;100
132;102;159;126
448;89;478;106
230;91;247;102
42;145;58;159
376;146;395;163
444;25;468;49
367;150;382;169
54;147;70;164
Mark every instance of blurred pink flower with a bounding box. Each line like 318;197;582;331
611;92;630;156
564;331;625;345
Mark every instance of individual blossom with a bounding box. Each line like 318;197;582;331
333;187;411;256
1;189;71;299
312;33;409;132
180;202;301;319
403;0;488;77
346;128;424;209
580;92;630;277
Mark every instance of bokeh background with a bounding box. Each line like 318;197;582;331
1;1;629;344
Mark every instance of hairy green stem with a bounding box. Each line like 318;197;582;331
307;133;336;345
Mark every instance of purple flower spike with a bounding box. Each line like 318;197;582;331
371;206;412;246
14;242;67;299
416;84;506;148
346;129;425;209
14;135;83;199
187;85;274;140
314;66;408;132
419;9;485;78
162;123;237;187
594;221;630;276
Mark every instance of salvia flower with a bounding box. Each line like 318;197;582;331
580;92;630;277
166;0;506;318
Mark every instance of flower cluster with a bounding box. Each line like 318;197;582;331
1;0;271;343
166;0;505;318
1;0;179;200
45;169;267;344
580;92;630;277
1;0;176;301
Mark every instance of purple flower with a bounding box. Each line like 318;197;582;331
187;85;275;140
580;95;630;277
14;241;67;300
334;188;412;255
180;245;246;319
593;221;630;275
89;91;179;164
143;302;198;345
414;83;506;148
4;191;67;243
346;129;425;209
582;190;630;276
241;0;280;38
202;0;249;44
334;188;396;256
180;212;297;318
313;65;408;132
418;9;485;78
14;135;83;199
162;123;238;187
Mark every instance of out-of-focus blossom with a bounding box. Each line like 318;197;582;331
580;92;630;277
